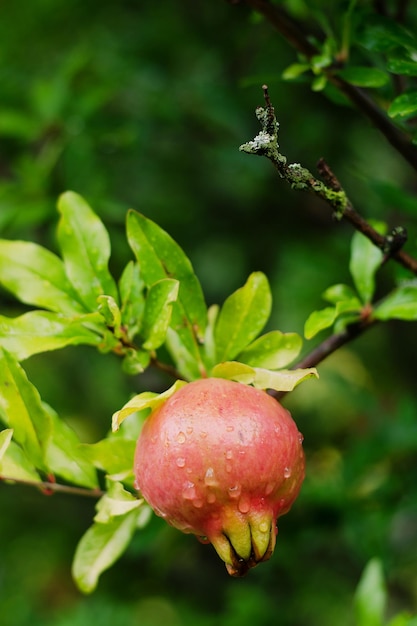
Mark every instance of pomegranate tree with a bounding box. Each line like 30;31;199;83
134;377;305;576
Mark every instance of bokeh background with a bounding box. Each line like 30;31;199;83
1;1;416;625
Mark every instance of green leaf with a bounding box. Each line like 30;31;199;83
112;379;188;432
126;210;207;377
44;405;98;489
72;509;139;594
304;307;337;339
214;272;272;362
0;240;86;314
0;436;42;483
119;261;145;341
387;56;417;77
0;428;13;461
0;311;104;361
374;285;417;321
354;558;386;626
97;295;122;332
211;361;255;385
388;91;417;118
57;191;119;311
350;226;385;304
337;66;389;87
322;283;362;305
80;437;137;478
238;331;302;369
360;18;417;53
94;481;143;524
0;349;50;469
141;279;179;350
282;63;310;80
121;348;151;375
212;361;318;392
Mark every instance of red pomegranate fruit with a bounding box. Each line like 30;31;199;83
134;377;305;576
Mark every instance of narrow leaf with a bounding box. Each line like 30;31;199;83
80;437;137;478
238;331;302;369
0;311;104;361
212;362;318;392
322;283;360;305
215;272;272;362
57;191;119;311
0;437;42;482
119;261;145;340
44;405;98;489
354;558;386;626
350;227;385;304
337;66;389;87
304;307;337;339
0;429;14;461
95;481;143;524
112;379;188;431
72;509;139;594
374;285;417;321
0;240;86;314
388;91;417;118
126;211;207;377
141;279;179;350
212;361;256;384
250;367;318;392
0;349;50;469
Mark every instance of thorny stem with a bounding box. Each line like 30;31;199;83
240;86;417;275
231;0;417;173
0;476;105;498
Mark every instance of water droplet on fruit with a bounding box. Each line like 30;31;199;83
204;467;218;487
182;481;197;500
228;484;242;499
177;432;186;444
207;493;216;504
298;432;304;444
176;457;186;468
186;426;193;435
200;430;207;438
225;462;233;473
265;481;275;495
192;499;204;508
238;495;251;514
284;466;292;478
226;450;233;460
226;425;234;432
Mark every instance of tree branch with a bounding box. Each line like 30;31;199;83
270;317;378;401
231;0;417;173
0;476;105;498
239;86;417;275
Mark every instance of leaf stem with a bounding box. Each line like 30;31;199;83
0;476;105;498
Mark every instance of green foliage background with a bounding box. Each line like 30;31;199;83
0;0;416;624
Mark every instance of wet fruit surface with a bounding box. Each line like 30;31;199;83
134;377;305;575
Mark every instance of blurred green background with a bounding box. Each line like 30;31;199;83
0;1;416;624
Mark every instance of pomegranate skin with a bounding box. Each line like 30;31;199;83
134;377;305;576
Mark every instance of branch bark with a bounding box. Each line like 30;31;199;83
232;0;417;173
0;476;105;498
239;87;417;276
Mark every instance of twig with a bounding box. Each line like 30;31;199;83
270;317;378;400
239;87;417;275
233;0;417;173
0;476;105;498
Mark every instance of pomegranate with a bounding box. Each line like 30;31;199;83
134;377;305;576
